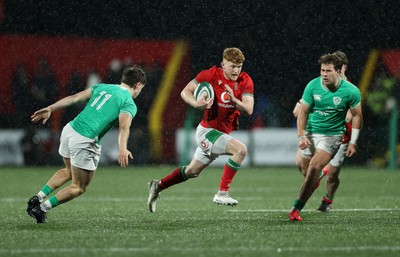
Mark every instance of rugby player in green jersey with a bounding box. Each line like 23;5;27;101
293;51;355;212
288;53;363;221
27;65;146;223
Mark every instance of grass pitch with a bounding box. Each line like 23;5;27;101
0;166;399;257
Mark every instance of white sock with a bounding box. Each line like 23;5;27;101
37;191;47;201
40;200;52;212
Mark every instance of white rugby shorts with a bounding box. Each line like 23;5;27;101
329;142;349;167
59;123;101;171
193;124;233;165
301;133;343;158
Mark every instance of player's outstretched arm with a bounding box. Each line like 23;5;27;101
31;88;92;124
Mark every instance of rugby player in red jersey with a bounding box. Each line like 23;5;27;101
147;47;254;212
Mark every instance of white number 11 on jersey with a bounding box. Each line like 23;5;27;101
91;91;112;110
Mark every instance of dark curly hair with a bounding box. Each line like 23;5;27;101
318;53;342;71
121;65;146;88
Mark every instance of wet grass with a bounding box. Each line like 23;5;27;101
0;166;399;257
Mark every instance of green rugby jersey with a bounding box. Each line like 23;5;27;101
302;77;360;135
70;84;137;141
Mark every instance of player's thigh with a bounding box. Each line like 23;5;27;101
59;123;74;158
309;149;332;170
195;125;235;156
62;157;72;176
301;156;311;172
223;137;246;156
69;136;101;171
70;165;96;190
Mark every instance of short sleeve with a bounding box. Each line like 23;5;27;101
301;81;314;106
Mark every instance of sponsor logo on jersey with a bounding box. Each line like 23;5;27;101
219;91;235;108
313;94;322;101
221;92;230;103
200;141;209;150
218;103;235;108
316;110;329;116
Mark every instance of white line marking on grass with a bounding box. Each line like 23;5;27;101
1;245;400;254
1;197;146;203
279;245;400;252
2;196;201;204
4;197;400;210
228;208;400;212
0;247;150;254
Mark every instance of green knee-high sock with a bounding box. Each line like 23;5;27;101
40;196;59;212
38;185;52;200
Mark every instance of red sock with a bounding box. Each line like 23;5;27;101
219;159;240;191
160;166;188;190
322;195;333;204
321;166;329;176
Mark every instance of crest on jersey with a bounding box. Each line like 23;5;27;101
234;82;238;90
333;96;342;105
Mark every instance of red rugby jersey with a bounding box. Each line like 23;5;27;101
195;66;254;134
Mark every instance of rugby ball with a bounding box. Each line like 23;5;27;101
194;82;214;101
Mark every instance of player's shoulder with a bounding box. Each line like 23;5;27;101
208;65;219;72
202;65;219;75
95;84;131;98
341;80;360;97
309;77;321;84
93;83;114;91
235;71;253;87
342;79;359;91
196;65;218;80
239;71;252;81
305;77;321;88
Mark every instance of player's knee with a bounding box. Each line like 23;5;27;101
308;164;322;174
73;184;88;195
79;186;88;194
235;144;247;160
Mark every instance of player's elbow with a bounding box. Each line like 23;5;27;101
244;108;253;116
180;88;190;101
